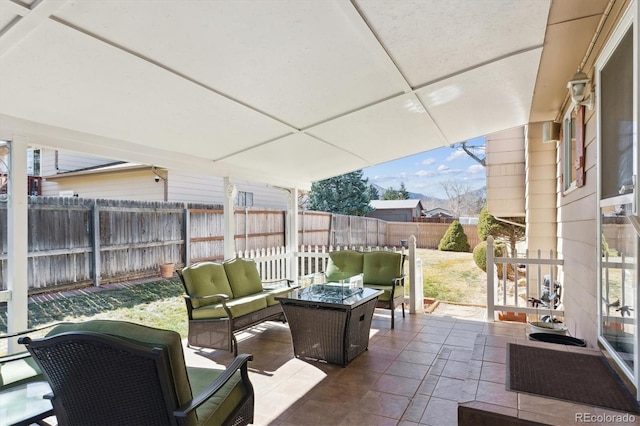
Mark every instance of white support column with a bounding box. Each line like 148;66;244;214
408;235;423;313
286;188;299;281
7;137;29;353
486;236;496;321
223;177;236;260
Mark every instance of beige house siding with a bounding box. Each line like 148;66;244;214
525;123;557;253
40;149;115;176
42;169;163;200
485;127;525;217
38;150;288;208
557;107;599;345
167;170;288;208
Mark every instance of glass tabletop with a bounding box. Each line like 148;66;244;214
286;285;381;306
0;381;53;426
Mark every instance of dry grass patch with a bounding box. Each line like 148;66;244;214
416;249;487;305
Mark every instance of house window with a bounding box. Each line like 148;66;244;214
237;191;253;207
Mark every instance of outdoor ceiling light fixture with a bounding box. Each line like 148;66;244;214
567;71;594;110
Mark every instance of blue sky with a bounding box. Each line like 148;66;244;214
362;137;486;199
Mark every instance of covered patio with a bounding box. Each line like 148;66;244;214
3;0;639;423
0;0;584;337
181;309;613;425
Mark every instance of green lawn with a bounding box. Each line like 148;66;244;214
1;250;487;341
1;279;187;337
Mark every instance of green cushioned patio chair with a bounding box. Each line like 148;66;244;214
362;251;406;329
19;320;254;426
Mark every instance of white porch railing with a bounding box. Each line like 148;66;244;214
236;246;290;281
237;245;408;281
236;239;424;316
486;236;564;321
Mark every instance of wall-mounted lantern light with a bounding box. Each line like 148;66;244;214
567;71;594;110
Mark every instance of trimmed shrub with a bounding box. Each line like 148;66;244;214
438;220;470;252
473;240;506;273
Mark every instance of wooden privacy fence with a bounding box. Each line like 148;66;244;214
387;222;479;250
1;197;479;292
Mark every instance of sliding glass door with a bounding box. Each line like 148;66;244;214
597;3;639;395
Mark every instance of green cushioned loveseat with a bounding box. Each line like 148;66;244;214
178;258;296;354
324;250;406;328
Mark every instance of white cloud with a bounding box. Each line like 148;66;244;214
415;170;435;177
467;164;485;174
446;149;467;161
437;164;449;171
421;157;436;165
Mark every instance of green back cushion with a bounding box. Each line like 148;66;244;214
325;250;364;281
180;262;234;308
223;258;263;297
46;320;193;422
363;251;402;285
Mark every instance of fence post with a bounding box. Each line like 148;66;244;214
92;199;101;287
408;235;423;314
183;204;190;266
486;236;494;321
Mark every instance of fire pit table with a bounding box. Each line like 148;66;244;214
276;284;382;367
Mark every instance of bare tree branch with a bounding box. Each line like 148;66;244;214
452;141;486;167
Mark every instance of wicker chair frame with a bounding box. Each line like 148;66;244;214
177;268;290;355
19;331;254;426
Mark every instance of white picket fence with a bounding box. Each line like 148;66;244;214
237;245;407;282
486;236;564;321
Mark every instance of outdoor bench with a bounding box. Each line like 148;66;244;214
320;250;406;328
178;258;296;354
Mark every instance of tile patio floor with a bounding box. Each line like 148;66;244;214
182;308;640;426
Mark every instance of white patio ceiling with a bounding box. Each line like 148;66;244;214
0;0;551;189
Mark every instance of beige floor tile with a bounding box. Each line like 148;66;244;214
420;396;458;426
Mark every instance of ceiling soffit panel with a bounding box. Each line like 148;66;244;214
307;94;448;165
417;48;543;143
529;14;603;123
53;0;408;129
355;0;550;87
220;133;369;184
0;19;293;159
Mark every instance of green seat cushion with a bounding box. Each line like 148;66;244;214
187;366;247;426
46;320;195;424
224;258;263;298
0;354;44;390
181;262;234;308
363;251;402;285
325;250;364;281
192;294;268;320
264;287;291;306
363;283;394;302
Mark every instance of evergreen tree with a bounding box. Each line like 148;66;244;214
367;184;380;201
382;182;409;200
307;170;374;216
438;220;470;252
398;182;409;199
477;205;525;255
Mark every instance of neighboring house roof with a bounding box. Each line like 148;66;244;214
44;162;153;179
424;208;454;218
370;199;424;210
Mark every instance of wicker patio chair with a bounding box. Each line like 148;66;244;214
19;320;254;426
